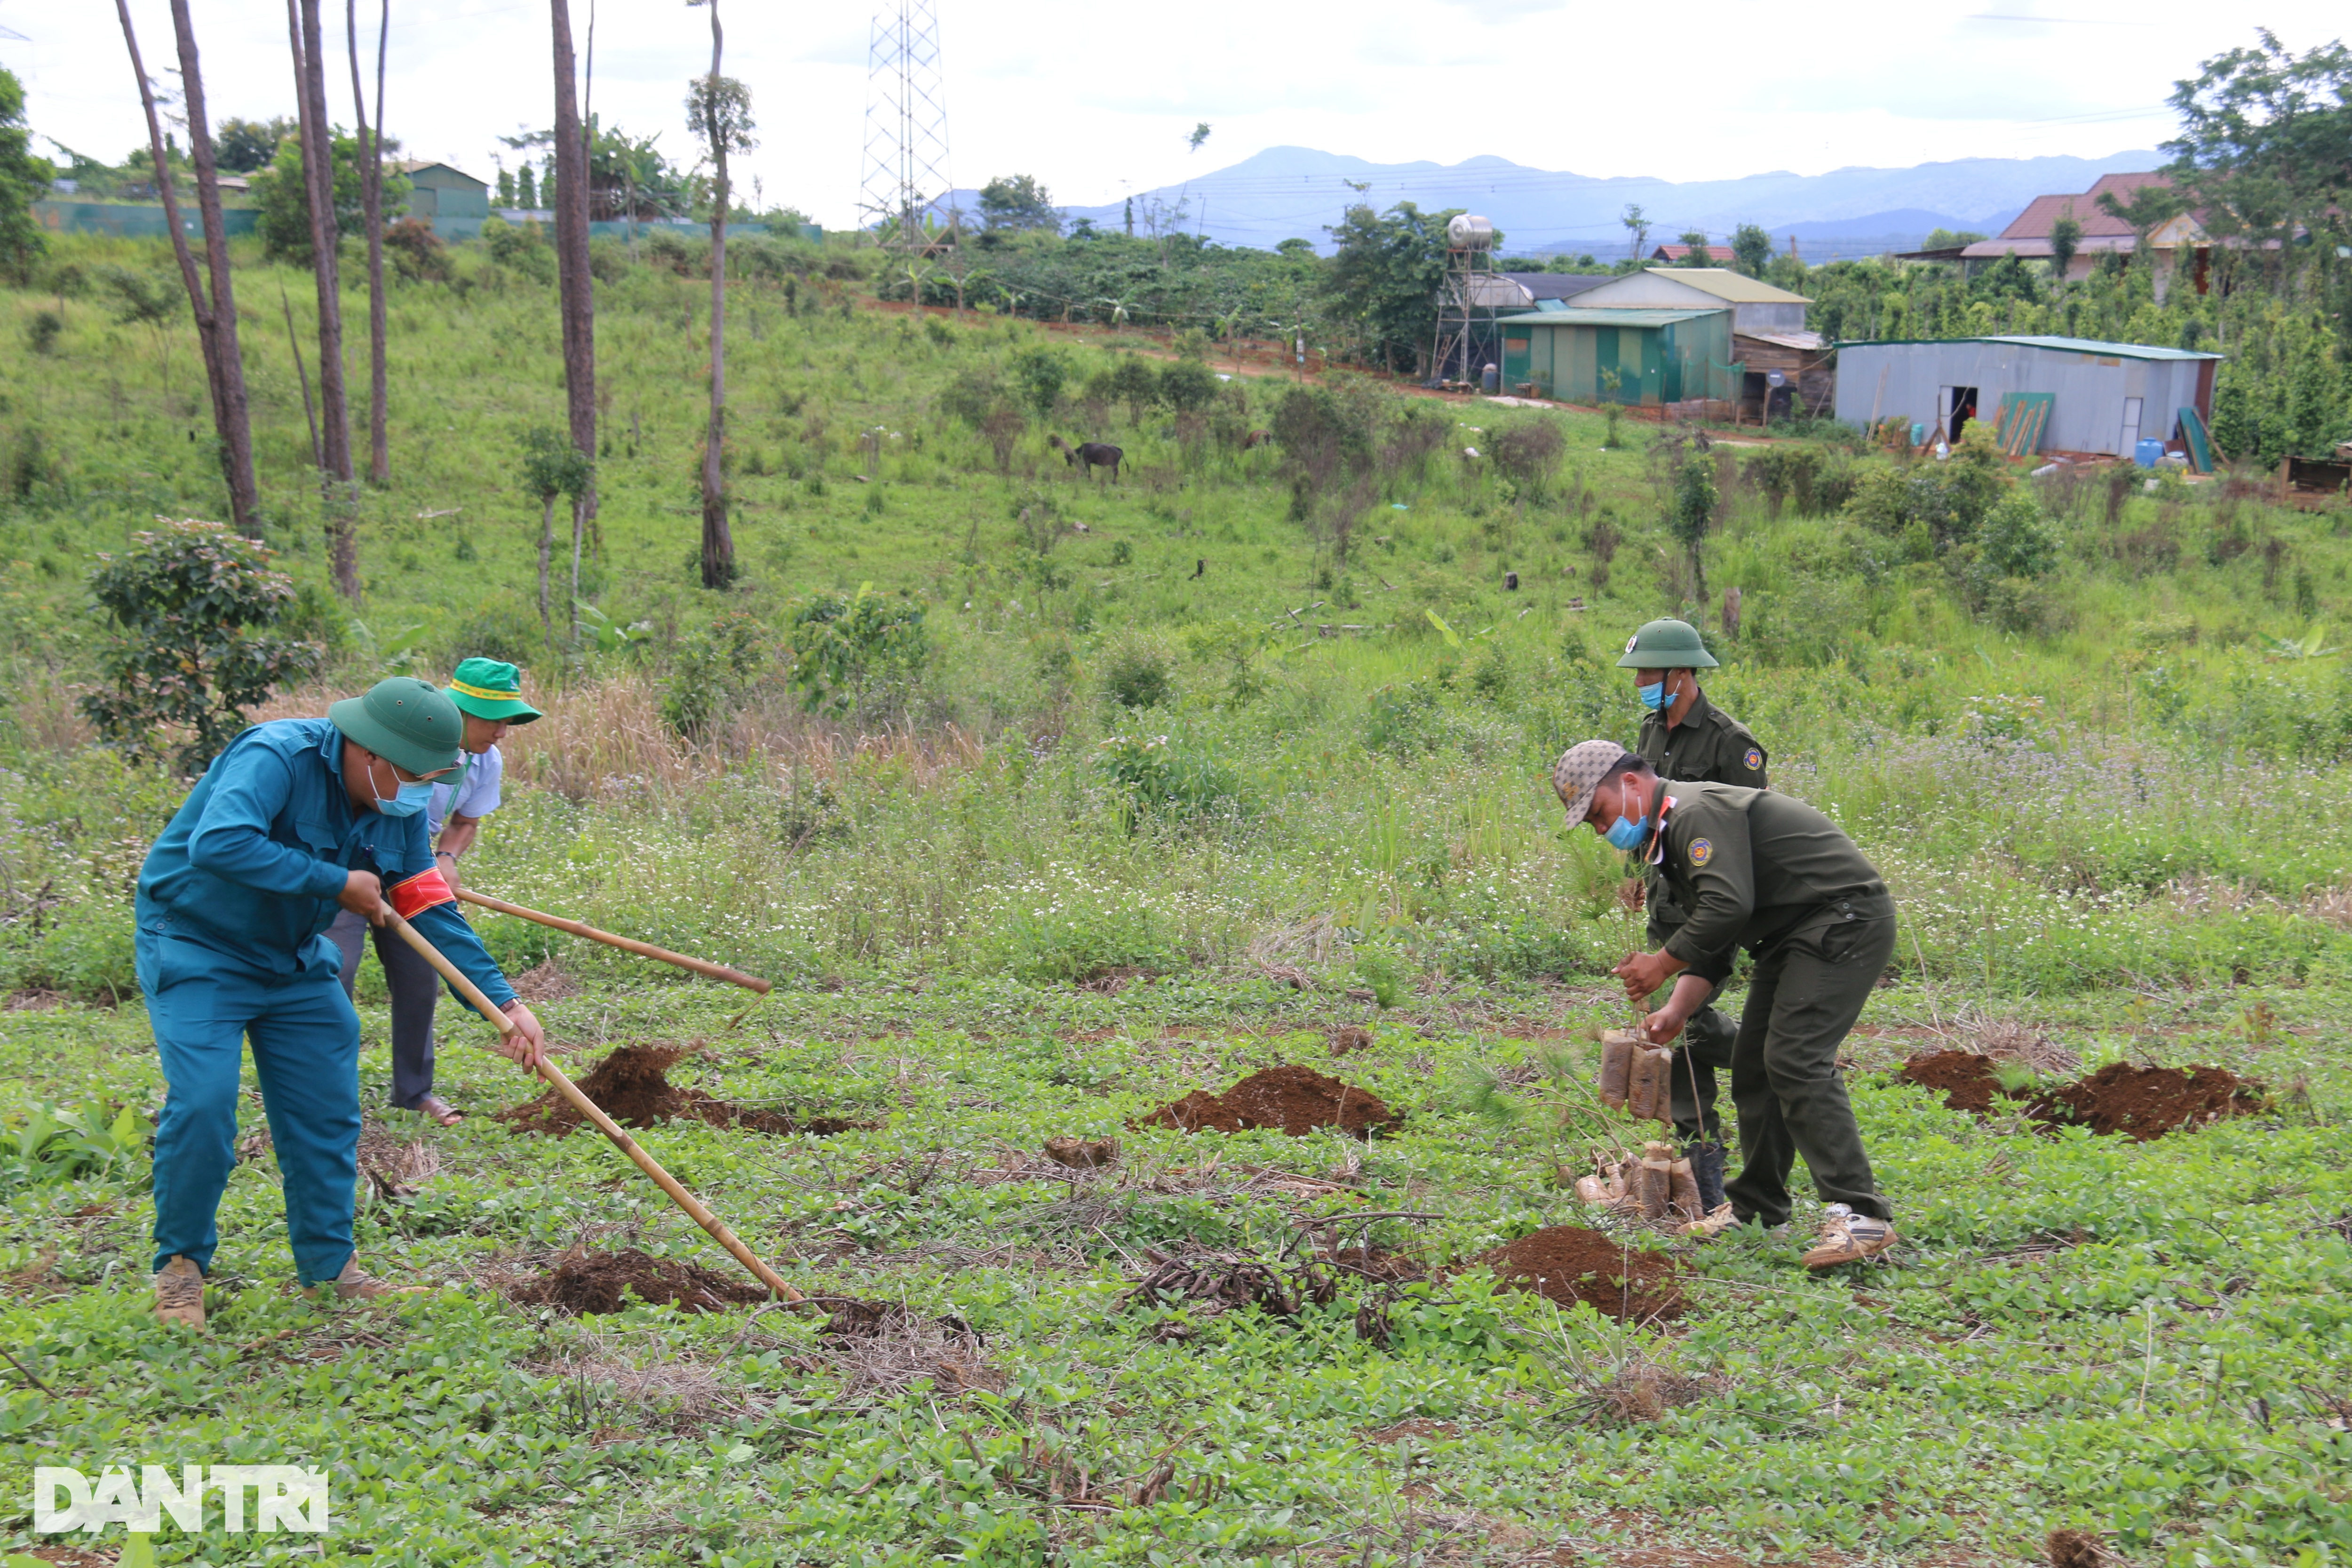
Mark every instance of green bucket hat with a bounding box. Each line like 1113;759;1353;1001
327;678;465;777
1615;618;1719;670
445;657;543;724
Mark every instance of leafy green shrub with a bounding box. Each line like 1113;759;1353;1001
784;585;930;721
444;590;548;669
482;215;556;283
0;1100;150;1192
472;911;562;974
25;309;60;355
1011;348;1068;422
3;424;57;499
1104;356;1160;423
1977;492;2059;579
662;610;771;739
1364;678;1446;755
1353;944;1409;1008
79;518;321;772
1095;731;1243;829
5;900;137;1003
1488;419;1565;501
385;217;453;284
1160;358;1219;414
1100;636;1174;710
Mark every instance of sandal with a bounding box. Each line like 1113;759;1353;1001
412;1094;465;1127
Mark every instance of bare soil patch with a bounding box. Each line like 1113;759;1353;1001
1133;1063;1402;1138
1474;1226;1684;1322
2047;1528;2113;1568
817;1299;998;1394
506;957;579;1002
496;1043;872;1138
2031;1062;2264;1141
1042;1135;1118;1168
1896;1050;2262;1141
1896;1050;2005;1114
510;1247;776;1315
1329;1025;1373;1057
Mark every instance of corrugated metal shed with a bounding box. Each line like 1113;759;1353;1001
1495;308;1737;406
1832;336;2222;456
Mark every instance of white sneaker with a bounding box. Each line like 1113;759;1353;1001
1680;1203;1741;1240
1800;1203;1897;1268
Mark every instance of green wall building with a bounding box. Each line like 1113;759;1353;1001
1495;307;1737;406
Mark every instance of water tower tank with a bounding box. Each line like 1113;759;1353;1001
1446;214;1495;249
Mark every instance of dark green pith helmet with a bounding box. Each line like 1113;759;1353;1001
1616;618;1718;669
327;678;464;776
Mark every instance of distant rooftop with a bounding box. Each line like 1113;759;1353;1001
1637;267;1809;305
1500;272;1613;302
1496;307;1728;328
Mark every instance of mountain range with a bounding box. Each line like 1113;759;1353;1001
934;145;2166;260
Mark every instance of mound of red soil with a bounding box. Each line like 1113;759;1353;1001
2047;1528;2109;1568
2031;1063;2263;1142
1132;1064;1402;1138
511;1248;774;1314
1897;1050;2006;1114
497;1043;871;1138
1476;1226;1683;1322
1895;1051;2262;1142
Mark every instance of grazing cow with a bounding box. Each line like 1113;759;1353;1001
1241;428;1273;451
1048;434;1124;482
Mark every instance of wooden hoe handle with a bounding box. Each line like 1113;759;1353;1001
380;911;803;1304
456;889;772;994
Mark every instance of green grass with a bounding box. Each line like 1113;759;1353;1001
0;232;2349;1565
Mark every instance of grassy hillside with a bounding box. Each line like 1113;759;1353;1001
0;233;2347;1566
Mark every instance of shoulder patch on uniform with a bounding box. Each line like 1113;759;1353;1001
1744;746;1763;771
1689;838;1714;868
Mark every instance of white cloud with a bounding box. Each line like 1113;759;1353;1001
6;0;2342;231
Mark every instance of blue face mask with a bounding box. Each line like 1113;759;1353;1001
366;756;436;818
1637;681;1668;711
1604;812;1651;852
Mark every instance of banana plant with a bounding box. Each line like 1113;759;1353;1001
2257;622;2335;660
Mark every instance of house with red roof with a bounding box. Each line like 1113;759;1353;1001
1960;172;2212;301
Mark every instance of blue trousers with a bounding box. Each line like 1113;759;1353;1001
140;931;362;1286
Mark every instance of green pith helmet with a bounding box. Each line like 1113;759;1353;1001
1615;618;1718;670
327;678;464;777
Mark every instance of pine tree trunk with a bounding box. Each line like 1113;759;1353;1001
698;0;734;590
117;0;260;535
550;0;598;529
537;494;555;629
347;0;390;486
569;494;585;644
170;0;261;533
288;0;358;597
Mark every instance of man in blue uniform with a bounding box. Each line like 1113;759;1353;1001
138;678;548;1329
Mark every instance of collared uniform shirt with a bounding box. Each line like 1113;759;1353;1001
1645;780;1888;986
135;717;517;1004
429;743;503;840
1637;688;1768;790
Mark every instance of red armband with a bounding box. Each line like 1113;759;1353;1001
387;867;456;920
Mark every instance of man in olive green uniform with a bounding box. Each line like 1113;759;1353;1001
1619;618;1769;1154
1553;739;1897;1267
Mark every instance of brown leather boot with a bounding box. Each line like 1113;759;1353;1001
154;1256;206;1330
308;1257;430;1304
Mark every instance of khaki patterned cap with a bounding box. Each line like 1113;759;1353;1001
1551;739;1631;824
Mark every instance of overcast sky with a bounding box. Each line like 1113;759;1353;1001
6;1;2342;231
